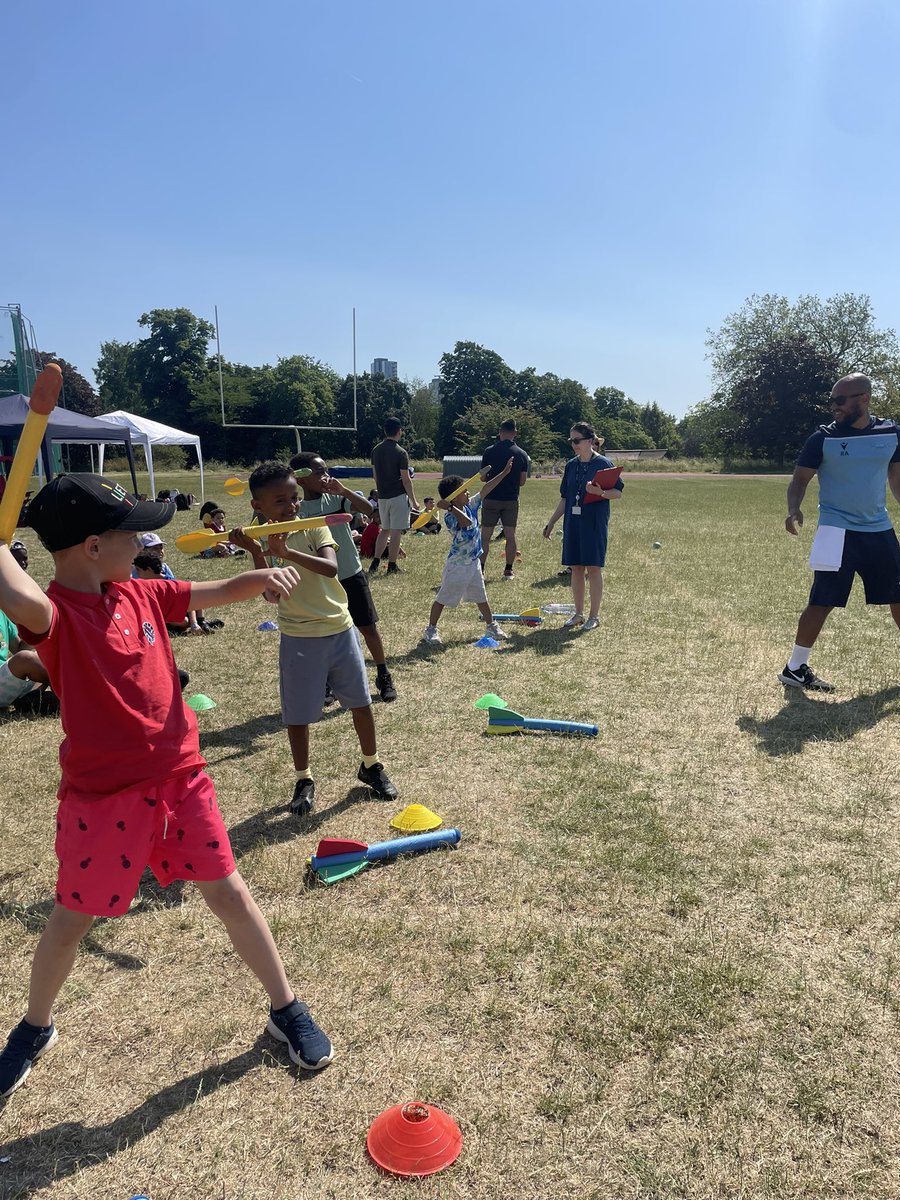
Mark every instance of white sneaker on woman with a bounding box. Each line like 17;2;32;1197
582;616;600;631
563;613;584;628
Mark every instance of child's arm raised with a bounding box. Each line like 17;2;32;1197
477;456;513;500
323;478;375;516
189;565;301;611
440;503;472;529
0;541;52;634
264;533;338;578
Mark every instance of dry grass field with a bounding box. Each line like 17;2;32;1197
2;471;900;1199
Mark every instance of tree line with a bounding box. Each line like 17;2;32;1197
7;293;898;467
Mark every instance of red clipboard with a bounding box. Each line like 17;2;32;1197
582;465;622;504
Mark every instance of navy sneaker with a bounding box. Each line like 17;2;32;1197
376;669;397;703
778;663;834;692
357;761;399;800
0;1018;58;1099
290;777;316;816
267;999;333;1070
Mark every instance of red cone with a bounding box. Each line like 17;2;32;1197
367;1101;463;1178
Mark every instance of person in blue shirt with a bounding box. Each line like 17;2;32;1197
543;422;624;631
421;462;513;645
780;373;900;691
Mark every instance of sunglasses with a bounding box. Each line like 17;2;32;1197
830;392;867;404
568;436;588;444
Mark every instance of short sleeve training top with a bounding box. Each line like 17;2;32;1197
18;578;202;798
796;418;900;531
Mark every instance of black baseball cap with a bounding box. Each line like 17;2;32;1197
26;474;176;553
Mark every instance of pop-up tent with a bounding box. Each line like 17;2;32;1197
0;394;138;491
96;411;205;502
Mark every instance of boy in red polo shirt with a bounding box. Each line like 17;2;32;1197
0;475;334;1100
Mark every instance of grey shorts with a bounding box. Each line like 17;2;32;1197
378;493;410;530
279;627;371;725
481;499;519;529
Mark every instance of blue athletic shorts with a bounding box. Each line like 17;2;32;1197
808;528;900;607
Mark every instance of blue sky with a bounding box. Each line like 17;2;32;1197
4;0;899;417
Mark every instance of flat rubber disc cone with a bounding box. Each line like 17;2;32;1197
367;1101;462;1178
390;804;442;832
474;693;507;710
473;635;499;648
186;693;217;712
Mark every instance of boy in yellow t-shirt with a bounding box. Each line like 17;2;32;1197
233;462;398;815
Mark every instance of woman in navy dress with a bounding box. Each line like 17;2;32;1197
542;422;624;629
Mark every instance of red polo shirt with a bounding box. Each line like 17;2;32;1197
20;578;204;799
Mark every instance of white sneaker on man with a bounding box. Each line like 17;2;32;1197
422;625;442;644
485;622;510;641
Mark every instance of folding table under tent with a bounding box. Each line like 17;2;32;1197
0;394;138;493
95;411;205;503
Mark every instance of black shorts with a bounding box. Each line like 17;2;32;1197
808;528;900;608
340;570;379;628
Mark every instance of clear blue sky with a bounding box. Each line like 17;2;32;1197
5;0;899;417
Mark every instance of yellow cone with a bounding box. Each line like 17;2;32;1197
390;804;443;832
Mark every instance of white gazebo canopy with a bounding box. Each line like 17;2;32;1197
96;411;205;501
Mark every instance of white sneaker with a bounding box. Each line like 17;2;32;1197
422;625;442;644
485;622;509;640
583;616;600;631
563;613;584;628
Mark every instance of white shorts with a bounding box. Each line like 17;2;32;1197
0;660;41;707
378;494;410;531
435;560;488;607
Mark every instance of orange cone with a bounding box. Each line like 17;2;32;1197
367;1101;462;1177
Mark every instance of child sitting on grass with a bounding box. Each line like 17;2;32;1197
198;502;243;557
0;474;334;1101
421;460;513;645
419;498;442;534
232;462;398;816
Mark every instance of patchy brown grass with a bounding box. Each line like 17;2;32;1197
2;471;900;1199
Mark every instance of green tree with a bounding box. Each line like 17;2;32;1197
35;353;99;416
710;335;838;464
407;376;439;445
437;342;514;454
531;373;597;454
331;372;412;458
453;398;557;460
639;402;681;453
708;292;900;400
129;308;216;428
96;340;143;414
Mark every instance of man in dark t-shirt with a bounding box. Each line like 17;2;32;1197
370;416;418;574
480;418;530;578
779;372;900;692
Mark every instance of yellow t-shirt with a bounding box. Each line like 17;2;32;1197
260;525;353;638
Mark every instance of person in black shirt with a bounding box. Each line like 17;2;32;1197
480;419;530;578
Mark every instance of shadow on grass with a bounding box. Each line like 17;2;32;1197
738;685;900;757
0;1034;323;1195
530;573;572;591
0;900;147;971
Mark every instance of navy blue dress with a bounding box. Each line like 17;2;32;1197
560;454;624;567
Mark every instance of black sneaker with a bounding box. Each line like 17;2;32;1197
368;559;380;575
357;761;399;800
376;670;397;702
323;683;337;707
386;562;401;575
205;618;225;630
778;663;834;692
0;1018;58;1099
290;777;316;816
266;999;333;1070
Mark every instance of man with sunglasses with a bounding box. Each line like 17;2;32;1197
779;373;900;691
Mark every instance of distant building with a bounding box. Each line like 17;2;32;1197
371;358;398;380
430;376;441;400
